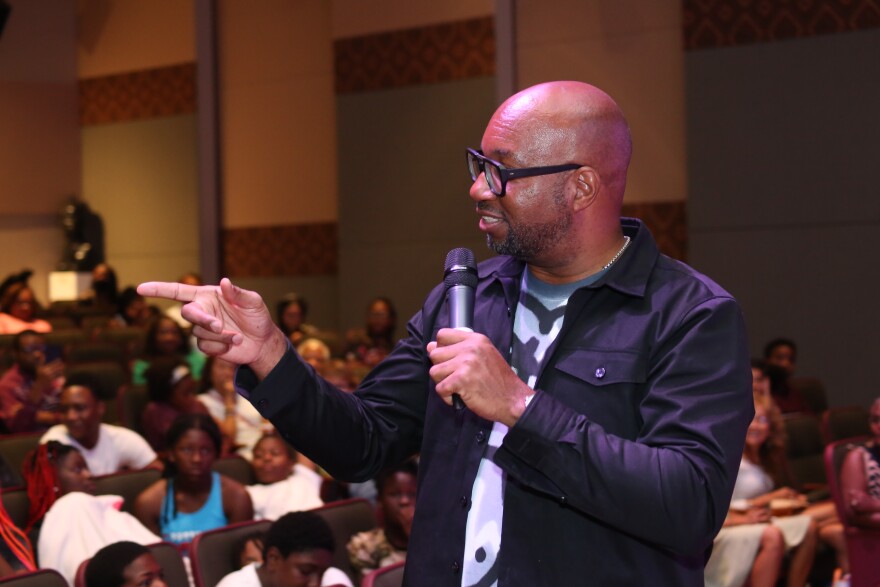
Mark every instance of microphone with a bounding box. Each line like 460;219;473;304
444;248;477;410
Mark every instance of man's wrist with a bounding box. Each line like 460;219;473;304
250;328;289;380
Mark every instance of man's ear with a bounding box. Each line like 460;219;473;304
96;400;106;419
572;167;599;211
264;546;282;571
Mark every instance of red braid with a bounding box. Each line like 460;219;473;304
21;443;62;532
0;492;35;571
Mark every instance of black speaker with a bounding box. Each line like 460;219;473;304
0;1;10;40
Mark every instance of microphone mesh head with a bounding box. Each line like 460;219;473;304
444;248;478;288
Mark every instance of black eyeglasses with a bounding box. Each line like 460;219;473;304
466;148;582;197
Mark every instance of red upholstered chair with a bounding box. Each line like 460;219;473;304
73;542;189;587
310;498;378;584
190;519;272;587
0;569;67;587
361;560;406;587
821;406;871;444
824;437;880;587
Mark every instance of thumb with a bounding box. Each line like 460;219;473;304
219;278;264;310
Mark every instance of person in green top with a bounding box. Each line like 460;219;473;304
132;315;205;385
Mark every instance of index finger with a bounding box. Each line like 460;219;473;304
138;281;200;302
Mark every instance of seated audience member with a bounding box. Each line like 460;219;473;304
80;263;119;312
216;511;353;587
165;272;202;329
277;293;318;347
236;531;266;568
840;396;880;529
344;297;397;366
751;358;771;398
22;442;160;585
141;358;208;453
297;338;331;376
0;330;64;433
40;373;161;475
132;316;206;385
85;541;168;587
763;338;812;414
198;356;270;460
707;391;819;587
323;359;354;393
133;413;252;546
347;459;417;580
108;287;152;329
247;433;323;520
0;278;52;335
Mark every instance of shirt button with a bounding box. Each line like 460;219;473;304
452;561;461;572
559;495;567;505
595;367;606;379
475;430;486;444
257;398;268;407
460;495;469;508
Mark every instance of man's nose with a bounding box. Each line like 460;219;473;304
469;171;495;202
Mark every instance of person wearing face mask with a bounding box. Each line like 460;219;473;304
21;442;160;585
85;541;168;587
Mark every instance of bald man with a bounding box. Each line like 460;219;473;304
139;82;752;586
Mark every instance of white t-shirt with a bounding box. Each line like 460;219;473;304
216;562;353;587
40;423;157;476
198;389;270;460
246;465;324;520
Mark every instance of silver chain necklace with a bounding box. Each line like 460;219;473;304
601;236;631;272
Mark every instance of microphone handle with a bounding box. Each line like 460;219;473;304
447;284;474;411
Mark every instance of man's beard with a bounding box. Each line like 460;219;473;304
483;195;571;260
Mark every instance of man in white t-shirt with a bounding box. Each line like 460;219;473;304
217;511;353;587
40;375;161;476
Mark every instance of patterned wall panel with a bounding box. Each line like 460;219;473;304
79;62;196;125
684;0;880;50
622;201;688;262
335;16;495;93
222;222;338;277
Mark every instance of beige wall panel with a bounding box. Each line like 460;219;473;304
0;0;77;82
517;2;685;204
0;225;65;306
517;0;679;44
0;82;80;214
221;74;337;228
218;0;332;87
81;115;199;292
0;0;78;299
331;0;493;39
77;0;195;78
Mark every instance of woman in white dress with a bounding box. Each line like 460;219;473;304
705;390;819;587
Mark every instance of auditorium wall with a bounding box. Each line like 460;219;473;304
78;1;198;303
0;0;79;303
684;1;880;406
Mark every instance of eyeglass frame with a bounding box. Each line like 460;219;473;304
466;148;583;197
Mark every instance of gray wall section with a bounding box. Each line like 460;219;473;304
336;78;498;338
687;30;880;408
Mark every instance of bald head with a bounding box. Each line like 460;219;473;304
491;81;632;204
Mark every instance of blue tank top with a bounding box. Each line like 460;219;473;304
160;472;228;545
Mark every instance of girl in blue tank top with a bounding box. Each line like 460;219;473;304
133;412;253;548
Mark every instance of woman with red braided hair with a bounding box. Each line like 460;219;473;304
20;441;159;585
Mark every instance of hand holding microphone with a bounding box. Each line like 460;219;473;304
443;248;478;410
